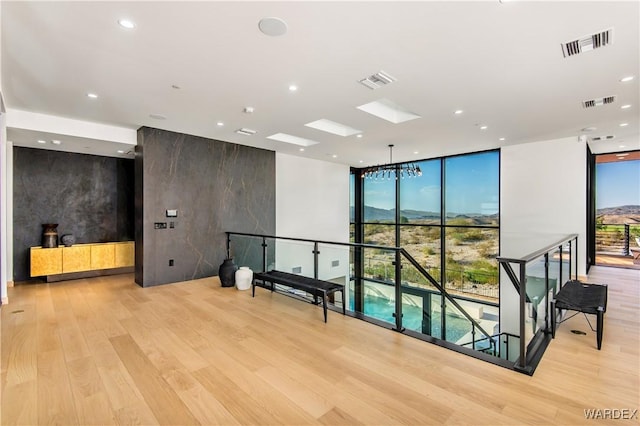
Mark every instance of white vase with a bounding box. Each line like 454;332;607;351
235;267;253;291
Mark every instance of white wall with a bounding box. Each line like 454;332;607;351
499;136;587;335
275;153;350;282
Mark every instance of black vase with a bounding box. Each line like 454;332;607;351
42;224;59;248
219;258;238;287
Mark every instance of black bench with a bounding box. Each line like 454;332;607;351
252;270;346;322
551;280;608;350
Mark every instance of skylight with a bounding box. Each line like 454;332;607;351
305;119;361;137
266;133;320;147
356;99;421;124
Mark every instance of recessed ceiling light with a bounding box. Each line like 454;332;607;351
581;127;597;132
289;85;298;92
117;150;125;154
413;151;419;155
454;110;464;115
216;122;224;127
244;106;254;114
619;123;629;127
359;160;363;163
499;137;506;141
356;134;363;138
51;140;61;145
37;140;46;144
258;17;287;37
332;154;337;158
480;125;488;130
619;145;626;148
87;93;98;99
150;114;166;120
299;148;305;152
621;104;632;109
118;19;136;29
620;76;635;82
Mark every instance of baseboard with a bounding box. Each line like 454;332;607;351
1;296;8;305
8;280;14;287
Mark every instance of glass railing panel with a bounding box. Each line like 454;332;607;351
524;254;548;339
272;239;314;277
443;299;473;346
317;243;350;282
548;246;561;295
362;247;395;283
361;279;396;327
228;234;264;272
560;242;571;290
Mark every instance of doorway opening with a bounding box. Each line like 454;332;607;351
592;150;640;270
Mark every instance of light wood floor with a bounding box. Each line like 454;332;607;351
1;267;638;425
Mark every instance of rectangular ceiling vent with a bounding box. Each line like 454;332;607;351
359;71;396;89
562;28;613;57
235;128;257;136
590;135;615;142
582;96;615;109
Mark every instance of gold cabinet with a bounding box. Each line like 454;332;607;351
62;246;91;273
90;244;115;270
114;242;134;267
30;241;134;277
30;247;63;276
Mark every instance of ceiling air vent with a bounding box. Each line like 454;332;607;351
359;71;396;90
562;28;613;57
590;135;615;142
582;96;615;109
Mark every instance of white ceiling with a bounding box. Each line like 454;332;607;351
2;1;639;164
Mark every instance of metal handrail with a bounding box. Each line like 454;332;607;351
227;231;496;354
496;233;578;264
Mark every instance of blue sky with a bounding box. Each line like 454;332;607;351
360;151;500;214
596;159;640;209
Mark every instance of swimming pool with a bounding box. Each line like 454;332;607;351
352;293;474;344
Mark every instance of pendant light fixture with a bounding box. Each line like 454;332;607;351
361;144;422;179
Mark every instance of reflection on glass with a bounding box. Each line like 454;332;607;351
445;151;499;226
400;159;441;224
525;255;548;334
444;228;499;300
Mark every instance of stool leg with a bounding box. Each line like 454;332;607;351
597;307;604;350
322;291;328;323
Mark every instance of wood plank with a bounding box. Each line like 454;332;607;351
109;334;200;425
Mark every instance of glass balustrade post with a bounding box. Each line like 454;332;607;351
544;253;550;333
313;242;319;279
261;237;267;272
393;249;404;331
518;261;528;372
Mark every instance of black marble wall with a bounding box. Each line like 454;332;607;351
136;127;275;287
13;147;134;281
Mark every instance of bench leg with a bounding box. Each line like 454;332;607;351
550;300;556;338
322;291;328;323
252;279;256;297
597;307;604;350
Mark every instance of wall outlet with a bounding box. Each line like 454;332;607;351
154;222;167;229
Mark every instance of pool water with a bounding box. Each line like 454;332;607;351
352;294;473;344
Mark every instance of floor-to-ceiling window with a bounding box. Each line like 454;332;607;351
350;149;500;341
593;151;640;269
